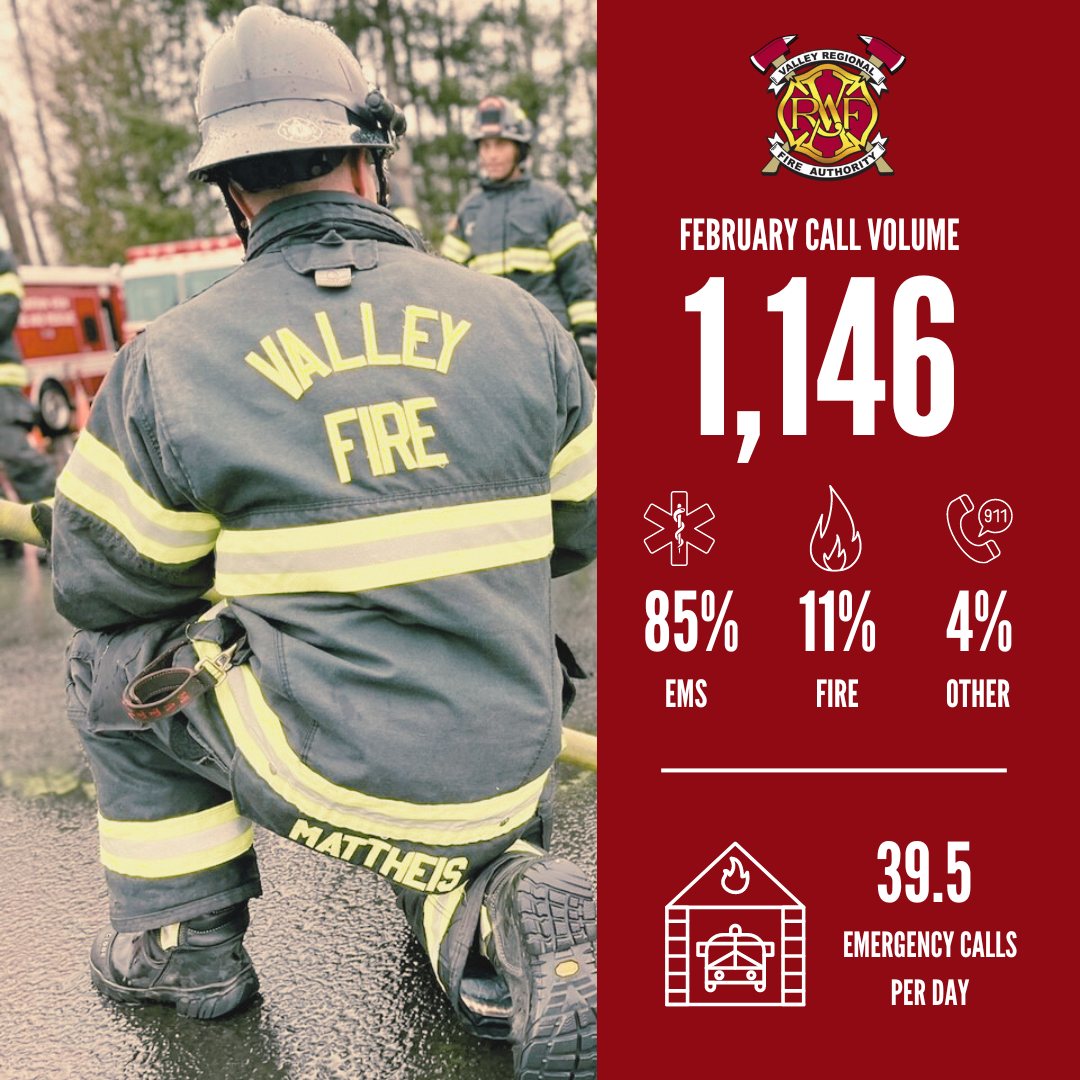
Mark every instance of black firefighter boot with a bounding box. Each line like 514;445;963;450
483;856;598;1079
89;902;259;1019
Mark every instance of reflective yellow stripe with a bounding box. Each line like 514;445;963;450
56;430;219;564
423;887;465;989
98;801;254;879
468;248;556;276
0;271;24;299
194;638;549;846
214;494;553;597
0;362;29;387
394;207;422;231
547;221;589;260
551;411;597;502
440;234;471;264
567;300;597;326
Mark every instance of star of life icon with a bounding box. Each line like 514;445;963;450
644;491;716;566
666;843;806;1007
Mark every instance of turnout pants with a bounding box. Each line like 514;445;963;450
67;619;554;1027
0;388;55;502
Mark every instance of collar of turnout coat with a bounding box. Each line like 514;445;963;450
246;192;425;261
479;171;531;192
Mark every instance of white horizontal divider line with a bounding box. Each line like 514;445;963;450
661;767;1007;774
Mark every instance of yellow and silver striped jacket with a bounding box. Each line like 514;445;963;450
52;193;596;872
441;175;596;336
0;247;29;389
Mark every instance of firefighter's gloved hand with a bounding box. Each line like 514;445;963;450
31;499;54;549
575;332;597;379
0;497;48;548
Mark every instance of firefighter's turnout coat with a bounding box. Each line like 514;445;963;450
53;194;597;942
0;248;25;371
0;248;54;502
440;175;596;336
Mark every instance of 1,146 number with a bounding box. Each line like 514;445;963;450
686;276;954;462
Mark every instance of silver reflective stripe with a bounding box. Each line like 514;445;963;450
216;513;550;576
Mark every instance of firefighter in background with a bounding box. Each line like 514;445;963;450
0;248;56;556
48;8;596;1078
441;98;597;378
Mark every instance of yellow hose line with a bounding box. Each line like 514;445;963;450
559;727;597;771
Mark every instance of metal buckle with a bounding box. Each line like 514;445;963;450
193;641;240;685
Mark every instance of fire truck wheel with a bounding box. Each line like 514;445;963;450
37;381;74;436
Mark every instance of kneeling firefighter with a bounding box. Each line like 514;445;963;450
49;7;597;1078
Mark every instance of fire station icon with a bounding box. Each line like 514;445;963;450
749;34;906;179
666;843;806;1006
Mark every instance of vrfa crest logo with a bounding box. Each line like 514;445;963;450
750;34;906;179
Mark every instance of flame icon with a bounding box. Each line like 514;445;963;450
809;486;862;572
721;856;750;895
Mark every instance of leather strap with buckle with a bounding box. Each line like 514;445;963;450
122;641;240;725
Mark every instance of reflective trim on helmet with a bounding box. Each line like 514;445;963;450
440;234;472;264
0;363;29;388
467;248;556;276
568;300;597;327
0;271;25;299
213;494;554;597
56;431;220;564
547;221;590;261
469;96;533;145
98;801;254;879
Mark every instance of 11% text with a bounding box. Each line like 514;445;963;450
800;589;876;652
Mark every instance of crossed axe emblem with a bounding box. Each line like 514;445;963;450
750;34;905;175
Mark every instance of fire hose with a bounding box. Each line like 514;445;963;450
0;497;598;771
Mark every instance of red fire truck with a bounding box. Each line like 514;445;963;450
121;235;243;339
14;264;125;435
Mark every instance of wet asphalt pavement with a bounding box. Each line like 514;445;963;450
0;552;596;1080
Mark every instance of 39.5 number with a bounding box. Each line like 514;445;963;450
877;840;971;903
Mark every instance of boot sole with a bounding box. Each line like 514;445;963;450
90;961;259;1020
510;857;597;1080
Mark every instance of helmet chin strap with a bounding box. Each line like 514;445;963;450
217;182;251;250
372;150;391;209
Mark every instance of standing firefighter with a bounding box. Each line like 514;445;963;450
0;248;55;548
49;7;597;1078
441;98;597;377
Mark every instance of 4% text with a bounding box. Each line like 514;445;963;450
946;590;1011;652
